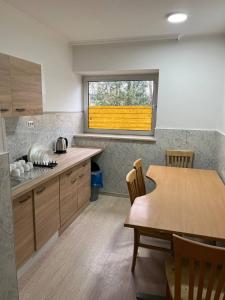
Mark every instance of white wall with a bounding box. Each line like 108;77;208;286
74;35;225;130
0;0;81;112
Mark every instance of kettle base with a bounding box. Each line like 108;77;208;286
55;150;67;154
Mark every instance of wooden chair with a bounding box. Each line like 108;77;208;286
133;159;146;196
126;169;172;273
126;169;139;205
166;235;225;299
166;150;194;168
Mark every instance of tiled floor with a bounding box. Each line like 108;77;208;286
18;195;169;300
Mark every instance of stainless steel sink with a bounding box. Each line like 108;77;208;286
10;167;51;189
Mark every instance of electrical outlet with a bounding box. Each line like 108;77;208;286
27;120;34;128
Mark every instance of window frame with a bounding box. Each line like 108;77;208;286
83;73;158;136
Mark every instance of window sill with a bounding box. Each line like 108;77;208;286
74;133;156;142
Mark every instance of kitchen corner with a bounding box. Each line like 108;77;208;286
12;147;102;199
12;146;102;270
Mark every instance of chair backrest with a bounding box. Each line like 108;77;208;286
133;159;146;197
126;169;139;205
166;150;194;168
173;234;225;300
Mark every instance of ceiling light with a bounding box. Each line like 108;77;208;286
167;13;188;24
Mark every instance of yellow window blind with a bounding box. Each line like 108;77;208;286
88;106;152;131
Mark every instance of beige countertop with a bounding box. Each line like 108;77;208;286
11;147;103;200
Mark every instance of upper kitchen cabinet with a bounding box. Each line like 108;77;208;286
0;54;12;116
10;56;43;116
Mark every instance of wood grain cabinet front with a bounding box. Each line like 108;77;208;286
34;177;60;250
12;156;97;267
59;167;79;227
77;161;91;209
0;53;12;116
13;192;35;269
59;160;91;231
10;56;43;116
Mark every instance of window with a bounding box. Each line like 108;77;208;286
83;74;158;136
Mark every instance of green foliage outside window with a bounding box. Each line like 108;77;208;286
88;80;154;106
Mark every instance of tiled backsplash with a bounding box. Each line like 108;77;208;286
216;131;225;182
5;112;83;162
74;129;219;194
3;111;224;193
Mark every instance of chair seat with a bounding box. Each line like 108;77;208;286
165;256;225;299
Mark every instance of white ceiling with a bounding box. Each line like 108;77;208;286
5;0;225;44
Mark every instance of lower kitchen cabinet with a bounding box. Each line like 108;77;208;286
77;170;91;210
77;180;91;210
13;159;92;268
34;177;60;250
60;160;91;231
60;167;78;226
13;192;35;268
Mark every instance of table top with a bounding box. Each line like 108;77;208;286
124;165;225;242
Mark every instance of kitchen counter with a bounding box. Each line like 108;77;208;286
12;147;102;200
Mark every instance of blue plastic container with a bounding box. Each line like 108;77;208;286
91;170;103;201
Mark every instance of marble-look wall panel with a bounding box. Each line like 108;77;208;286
74;129;217;195
216;131;225;182
0;153;18;299
5;112;83;162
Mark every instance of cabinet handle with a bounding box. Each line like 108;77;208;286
15;108;26;112
82;163;87;167
0;108;9;112
19;195;30;203
71;178;77;184
79;174;84;179
36;186;46;194
66;170;72;176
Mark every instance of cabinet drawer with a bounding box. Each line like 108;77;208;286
77;169;90;187
61;166;79;180
13;192;35;268
34;177;60;250
12;103;42;116
0;103;12;116
61;160;90;187
78;160;91;174
77;160;91;185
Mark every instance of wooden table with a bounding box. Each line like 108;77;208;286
124;165;225;243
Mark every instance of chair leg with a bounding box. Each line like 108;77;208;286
131;229;140;273
166;282;172;300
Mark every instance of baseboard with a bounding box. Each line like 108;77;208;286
99;191;129;198
17;232;59;279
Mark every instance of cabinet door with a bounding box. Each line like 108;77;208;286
13;192;35;268
10;56;43;116
77;160;91;209
34;177;60;250
59;167;78;226
0;54;12;116
77;178;91;210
